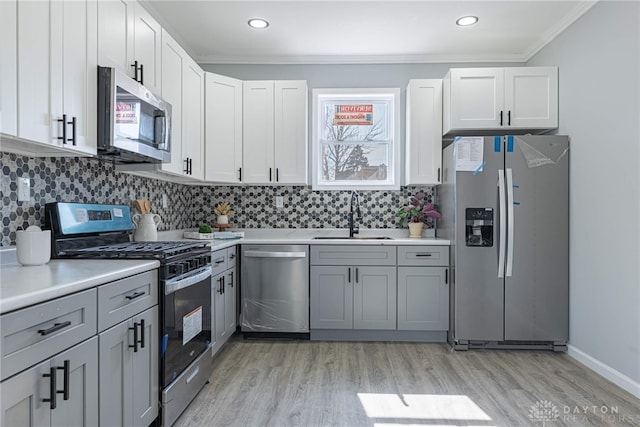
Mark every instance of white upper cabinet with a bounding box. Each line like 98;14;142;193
157;29;204;181
405;79;443;185
443;66;558;135
97;0;134;74
243;81;275;184
182;57;205;180
0;0;17;136
50;0;98;155
205;73;243;183
158;29;184;177
1;0;97;156
504;67;558;129
243;80;308;185
274;81;308;185
97;0;161;95
132;2;161;95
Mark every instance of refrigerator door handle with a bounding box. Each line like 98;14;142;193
506;168;515;277
498;169;506;278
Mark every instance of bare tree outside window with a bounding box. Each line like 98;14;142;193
321;104;388;182
312;88;400;190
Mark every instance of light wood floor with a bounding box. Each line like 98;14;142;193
175;336;640;427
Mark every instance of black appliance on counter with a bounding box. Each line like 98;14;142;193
45;202;213;426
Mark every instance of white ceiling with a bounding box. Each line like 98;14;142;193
142;0;597;64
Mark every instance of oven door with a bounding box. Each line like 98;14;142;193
162;266;212;387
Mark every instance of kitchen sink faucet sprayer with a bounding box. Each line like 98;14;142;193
349;191;362;238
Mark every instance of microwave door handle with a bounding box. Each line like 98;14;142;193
154;113;166;148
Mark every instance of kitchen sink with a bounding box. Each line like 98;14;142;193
312;236;394;240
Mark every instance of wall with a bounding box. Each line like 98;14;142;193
528;1;640;396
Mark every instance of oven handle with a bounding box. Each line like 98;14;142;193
164;266;212;295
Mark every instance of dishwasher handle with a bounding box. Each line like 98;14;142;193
243;250;307;259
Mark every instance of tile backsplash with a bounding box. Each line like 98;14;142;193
1;152;434;246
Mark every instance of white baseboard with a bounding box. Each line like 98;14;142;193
568;345;640;399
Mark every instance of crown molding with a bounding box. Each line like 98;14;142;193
195;52;529;65
523;0;599;61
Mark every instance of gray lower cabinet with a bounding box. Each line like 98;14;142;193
0;336;99;427
98;306;159;427
211;247;237;357
310;246;398;331
97;270;159;427
397;246;449;331
397;267;448;330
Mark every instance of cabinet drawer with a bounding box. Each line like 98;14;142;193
310;246;396;266
97;270;158;332
398;246;449;266
227;246;237;267
211;248;227;275
1;288;97;381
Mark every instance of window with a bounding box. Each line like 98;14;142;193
312;88;400;190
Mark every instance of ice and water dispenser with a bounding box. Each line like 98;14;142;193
465;208;494;247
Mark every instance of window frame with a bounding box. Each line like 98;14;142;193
311;88;401;191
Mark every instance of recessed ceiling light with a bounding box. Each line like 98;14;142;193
456;16;479;26
248;18;269;29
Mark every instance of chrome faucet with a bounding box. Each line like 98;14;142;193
348;191;361;238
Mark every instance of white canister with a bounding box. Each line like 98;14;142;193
16;226;51;266
132;213;162;242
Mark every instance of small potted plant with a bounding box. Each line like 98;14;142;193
214;202;235;225
396;191;441;238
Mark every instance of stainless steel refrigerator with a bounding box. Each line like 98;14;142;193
438;135;569;351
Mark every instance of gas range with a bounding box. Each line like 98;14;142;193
45;202;215;426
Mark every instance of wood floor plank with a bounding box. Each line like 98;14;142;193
174;337;640;427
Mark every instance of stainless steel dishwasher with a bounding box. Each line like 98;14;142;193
241;245;310;336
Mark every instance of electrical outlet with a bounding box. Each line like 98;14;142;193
17;177;30;202
275;196;284;208
162;194;168;208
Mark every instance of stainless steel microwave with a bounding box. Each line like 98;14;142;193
97;66;171;164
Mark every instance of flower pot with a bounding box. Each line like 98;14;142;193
408;222;424;238
216;214;229;225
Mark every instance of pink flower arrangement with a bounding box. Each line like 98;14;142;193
396;191;441;228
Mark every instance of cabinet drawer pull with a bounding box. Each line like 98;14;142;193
269;167;272;182
125;291;145;300
139;63;144;86
276;168;279;182
499;110;503;126
355;267;359;283
214;259;225;265
238;167;242;181
415;253;433;257
507;110;511;126
42;367;57;409
228;271;234;287
348;267;351;283
38;321;71;336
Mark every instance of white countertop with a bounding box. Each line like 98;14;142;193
159;228;451;251
0;248;159;314
0;228;448;314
